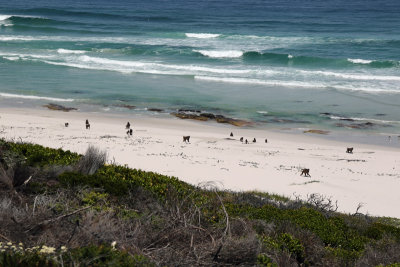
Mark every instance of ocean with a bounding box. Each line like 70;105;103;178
1;0;400;135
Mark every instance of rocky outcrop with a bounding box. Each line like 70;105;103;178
43;103;77;112
171;111;252;127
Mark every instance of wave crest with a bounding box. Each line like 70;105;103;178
0;92;74;102
347;58;373;64
194;50;243;58
185;33;220;38
57;49;86;54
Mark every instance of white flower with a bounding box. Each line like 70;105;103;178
111;241;117;249
39;245;56;254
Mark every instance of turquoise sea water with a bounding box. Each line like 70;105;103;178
1;0;400;134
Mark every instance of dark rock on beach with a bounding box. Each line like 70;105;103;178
269;118;310;124
199;113;216;119
335;122;377;129
148;108;164;112
171;112;209;121
303;129;330;135
117;104;136;110
171;112;252;127
178;108;201;113
43;103;77;112
339;118;355;122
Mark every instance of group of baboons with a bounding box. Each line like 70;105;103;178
64;120;355;178
65;120;133;136
230;132;268;144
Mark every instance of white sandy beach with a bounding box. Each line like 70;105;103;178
1;107;399;218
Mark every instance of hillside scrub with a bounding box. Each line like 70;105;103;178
0;139;400;266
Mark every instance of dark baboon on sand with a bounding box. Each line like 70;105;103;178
300;168;311;177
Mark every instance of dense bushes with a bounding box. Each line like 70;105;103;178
1;139;400;266
0;244;153;267
59;164;196;199
1;140;80;167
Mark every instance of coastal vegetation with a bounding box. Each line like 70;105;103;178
0;139;399;266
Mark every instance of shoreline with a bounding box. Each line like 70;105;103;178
1;106;400;218
1;97;399;148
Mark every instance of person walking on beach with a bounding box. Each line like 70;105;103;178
126;122;131;129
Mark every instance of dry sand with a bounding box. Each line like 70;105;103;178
1;107;399;218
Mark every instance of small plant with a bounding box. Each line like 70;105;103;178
75;146;107;175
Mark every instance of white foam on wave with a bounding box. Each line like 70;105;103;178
0;15;12;21
185;33;220;38
194;76;324;88
0;52;55;60
3;56;19;61
288;54;293;59
0;14;41;21
195;76;400;94
0;15;13;26
327;115;400;124
347;58;373;64
41;55;252;75
0;92;74;102
194;50;243;58
300;70;400;81
257;111;268;114
57;49;86;54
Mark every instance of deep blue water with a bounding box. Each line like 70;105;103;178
1;0;400;133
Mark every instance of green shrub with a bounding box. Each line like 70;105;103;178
65;245;154;266
5;142;80;167
257;253;278;266
226;204;366;254
365;222;400;241
260;233;305;263
59;165;195;199
0;244;154;267
325;246;362;263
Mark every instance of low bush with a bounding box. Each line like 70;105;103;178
3;141;80;167
0;244;154;267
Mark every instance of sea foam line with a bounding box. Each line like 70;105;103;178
194;76;324;88
347;58;373;64
41;55;251;75
195;76;400;94
327;115;400;124
57;48;86;54
185;33;220;38
194;50;243;58
300;70;400;81
0;92;74;102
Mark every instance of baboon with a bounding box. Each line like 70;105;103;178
346;147;353;153
129;129;133;135
240;137;243;142
65;122;69;127
126;122;131;129
300;168;311;177
253;138;256;143
183;136;190;143
245;139;248;144
230;132;233;137
85;119;90;130
265;138;268;143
